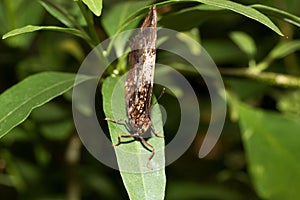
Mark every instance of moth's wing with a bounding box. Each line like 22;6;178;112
125;5;157;117
126;49;149;119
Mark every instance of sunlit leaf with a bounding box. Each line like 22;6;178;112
200;0;283;35
2;25;87;40
229;31;257;58
102;76;166;200
0;72;96;138
252;4;300;28
158;0;283;36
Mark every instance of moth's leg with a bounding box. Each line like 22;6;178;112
151;125;165;138
105;118;131;132
153;87;166;105
105;118;134;145
113;134;135;146
104;118;126;123
157;87;166;102
140;137;155;169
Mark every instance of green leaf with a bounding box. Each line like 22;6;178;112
159;0;283;36
252;4;300;28
0;0;45;48
199;0;284;36
82;0;102;16
101;1;150;36
102;76;166;200
258;40;300;71
2;25;87;40
229;31;257;58
0;72;95;138
268;40;300;60
238;103;300;199
39;0;77;28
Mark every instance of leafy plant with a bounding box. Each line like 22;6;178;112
1;0;300;199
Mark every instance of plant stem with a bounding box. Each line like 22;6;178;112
65;134;82;200
76;1;100;45
220;68;300;88
76;0;110;71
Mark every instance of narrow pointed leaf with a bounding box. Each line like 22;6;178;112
268;40;300;60
39;0;76;27
2;25;87;40
199;0;283;36
0;72;95;138
252;4;300;28
102;76;166;200
159;0;283;36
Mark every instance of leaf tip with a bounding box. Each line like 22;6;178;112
2;34;8;40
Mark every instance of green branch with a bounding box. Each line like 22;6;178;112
220;68;300;88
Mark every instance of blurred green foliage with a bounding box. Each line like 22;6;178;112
1;0;300;199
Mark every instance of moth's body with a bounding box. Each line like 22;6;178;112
106;5;163;169
125;5;157;137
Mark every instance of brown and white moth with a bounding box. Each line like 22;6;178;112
106;5;164;168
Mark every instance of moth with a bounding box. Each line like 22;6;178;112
106;5;164;168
